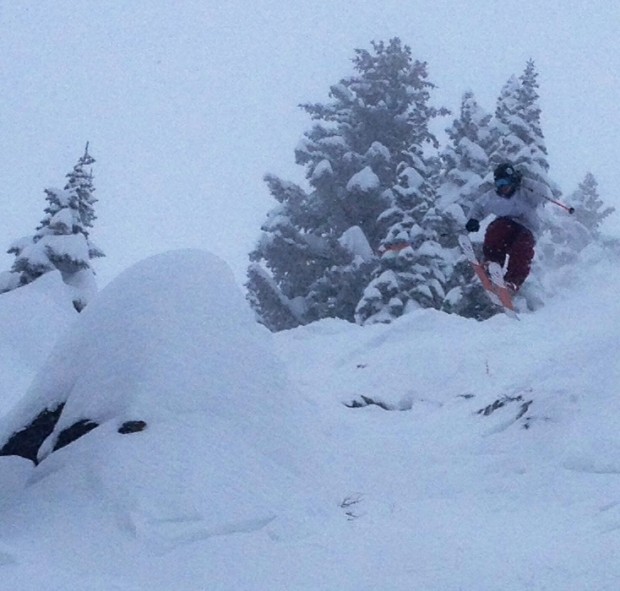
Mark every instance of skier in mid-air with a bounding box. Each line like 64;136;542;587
465;162;554;293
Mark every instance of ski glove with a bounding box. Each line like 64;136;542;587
465;219;480;233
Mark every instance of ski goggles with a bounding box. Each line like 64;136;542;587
494;178;514;190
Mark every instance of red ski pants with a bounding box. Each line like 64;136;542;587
483;217;535;288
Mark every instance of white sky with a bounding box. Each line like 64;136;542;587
0;0;618;287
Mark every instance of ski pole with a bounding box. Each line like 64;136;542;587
542;195;575;214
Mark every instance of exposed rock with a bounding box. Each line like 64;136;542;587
0;405;64;464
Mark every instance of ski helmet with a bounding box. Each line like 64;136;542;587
493;162;522;197
494;162;522;183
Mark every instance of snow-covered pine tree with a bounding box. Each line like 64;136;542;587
436;91;497;319
490;75;519;167
516;60;550;180
354;56;449;324
248;38;443;330
439;91;493;209
246;173;352;331
491;60;556;189
355;164;433;323
570;173;615;238
540;172;617;267
5;145;104;309
61;143;104;262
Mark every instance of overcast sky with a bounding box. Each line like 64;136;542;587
1;1;618;287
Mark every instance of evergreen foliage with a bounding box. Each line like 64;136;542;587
539;172;616;267
569;173;615;238
436;91;497;319
248;38;447;330
491;61;555;190
246;263;301;331
440;91;493;209
1;145;103;306
356;158;451;324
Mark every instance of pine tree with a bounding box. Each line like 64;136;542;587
440;91;493;208
355;56;449;324
3;145;104;308
436;91;497;319
540;173;616;267
248;38;445;329
61;142;104;260
570;173;614;238
491;60;556;189
517;60;548;174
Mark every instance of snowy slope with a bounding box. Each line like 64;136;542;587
274;256;620;590
0;247;619;590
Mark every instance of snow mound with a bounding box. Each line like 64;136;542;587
0;250;321;587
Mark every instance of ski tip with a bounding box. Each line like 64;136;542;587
505;308;520;321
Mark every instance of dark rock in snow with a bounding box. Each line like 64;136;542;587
0;405;65;464
53;419;99;452
118;420;147;434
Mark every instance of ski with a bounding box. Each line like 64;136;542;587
486;262;518;318
458;234;519;319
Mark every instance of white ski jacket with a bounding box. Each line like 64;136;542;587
468;177;553;235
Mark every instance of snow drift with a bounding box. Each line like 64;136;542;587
0;250;321;589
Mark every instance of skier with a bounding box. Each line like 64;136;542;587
465;162;553;293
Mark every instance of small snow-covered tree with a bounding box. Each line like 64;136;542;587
570;173;615;238
539;172;616;267
248;38;446;329
4;145;104;309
